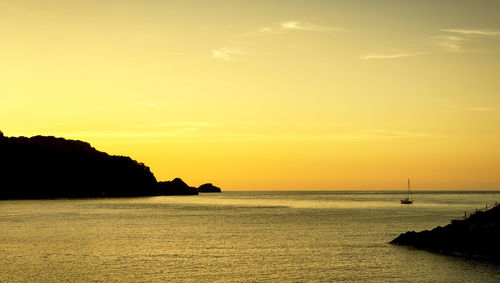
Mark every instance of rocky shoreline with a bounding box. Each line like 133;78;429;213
391;202;500;262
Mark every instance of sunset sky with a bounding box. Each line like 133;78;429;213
2;0;500;190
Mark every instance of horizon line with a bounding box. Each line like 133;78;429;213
219;188;500;192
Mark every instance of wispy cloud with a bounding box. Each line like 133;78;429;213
440;29;500;36
437;28;500;53
131;102;157;108
279;21;348;33
244;20;349;36
362;27;500;60
360;52;425;60
211;49;232;61
211;47;266;61
436;35;467;53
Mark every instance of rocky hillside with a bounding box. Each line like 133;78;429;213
0;134;158;198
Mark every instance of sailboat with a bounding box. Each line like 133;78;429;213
401;179;413;204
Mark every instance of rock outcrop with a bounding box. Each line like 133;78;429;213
158;178;198;195
0;134;158;198
197;183;221;193
391;203;500;261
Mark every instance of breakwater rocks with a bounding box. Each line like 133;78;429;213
391;203;500;261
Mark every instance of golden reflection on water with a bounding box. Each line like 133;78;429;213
1;191;499;282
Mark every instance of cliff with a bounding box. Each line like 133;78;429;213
390;203;500;261
0;134;158;198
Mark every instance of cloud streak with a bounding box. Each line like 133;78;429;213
211;49;232;61
360;52;425;60
437;28;500;53
244;20;349;36
436;35;467;53
211;47;266;61
362;27;500;59
440;29;500;36
279;21;348;33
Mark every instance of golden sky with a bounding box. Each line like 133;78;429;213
2;0;500;190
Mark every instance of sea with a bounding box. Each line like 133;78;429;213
1;191;499;282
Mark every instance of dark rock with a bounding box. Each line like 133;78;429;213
158;178;198;195
0;134;158;199
197;183;221;193
391;204;500;261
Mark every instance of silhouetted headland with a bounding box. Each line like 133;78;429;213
197;183;221;193
391;202;500;261
0;133;220;199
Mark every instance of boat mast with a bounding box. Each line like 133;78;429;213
408;178;411;199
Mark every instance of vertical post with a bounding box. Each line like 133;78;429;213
464;211;467;220
486;204;488;211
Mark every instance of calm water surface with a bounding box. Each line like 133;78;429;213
1;191;499;282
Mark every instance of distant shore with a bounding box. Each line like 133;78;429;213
0;134;220;199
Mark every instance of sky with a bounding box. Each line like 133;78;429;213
1;0;500;190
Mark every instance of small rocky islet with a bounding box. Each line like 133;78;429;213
391;203;500;262
158;179;221;195
0;132;220;199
